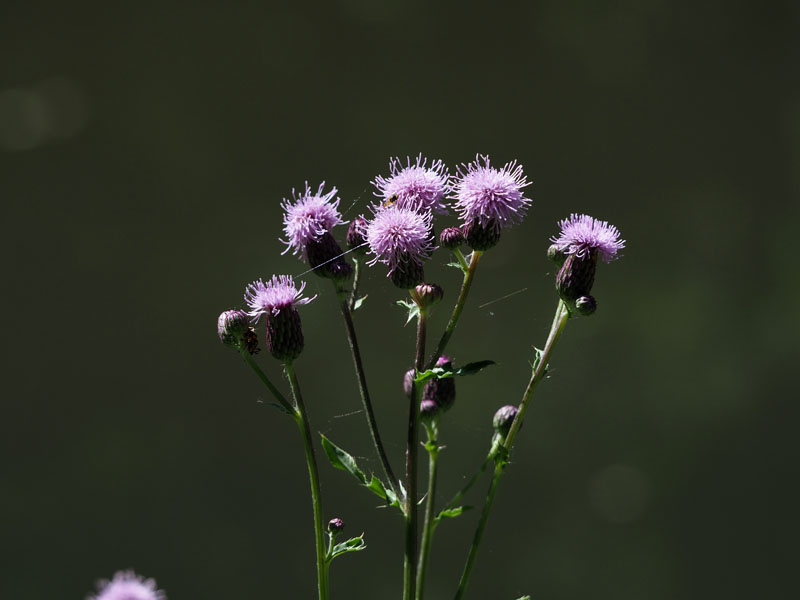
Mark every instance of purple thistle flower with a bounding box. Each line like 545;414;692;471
244;275;315;320
281;182;346;257
451;154;532;230
364;204;435;276
88;570;166;600
550;214;625;263
372;154;451;215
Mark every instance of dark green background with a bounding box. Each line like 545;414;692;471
2;1;798;598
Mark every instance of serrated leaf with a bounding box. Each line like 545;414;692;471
414;367;446;385
436;505;471;521
352;295;368;311
320;435;366;484
330;534;367;559
415;360;496;385
396;300;421;325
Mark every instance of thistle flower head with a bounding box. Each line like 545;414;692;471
244;275;315;320
451;154;531;230
217;309;250;348
281;182;345;257
364;204;435;276
550;214;625;263
88;570;166;600
372;154;451;215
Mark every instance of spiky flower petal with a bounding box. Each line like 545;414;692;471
364;204;435;276
88;570;166;600
372;154;451;214
550;214;625;263
281;182;345;257
451;154;531;230
244;275;315;320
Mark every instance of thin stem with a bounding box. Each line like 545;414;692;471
452;248;470;272
239;349;295;416
348;257;362;312
452;462;504;600
452;300;571;600
285;362;329;600
427;250;483;370
443;456;491;511
416;424;440;600
334;284;402;497
404;310;427;600
504;300;569;450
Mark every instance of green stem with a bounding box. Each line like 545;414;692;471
453;300;570;600
453;462;504;600
416;424;440;600
427;250;482;370
504;300;569;449
285;362;329;600
404;310;427;600
452;248;470;272
335;284;402;497
239;348;295;416
348;257;362;312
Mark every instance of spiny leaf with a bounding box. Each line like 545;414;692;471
396;299;421;325
329;534;367;560
453;360;496;376
415;360;497;384
531;346;544;373
436;505;471;522
352;295;368;311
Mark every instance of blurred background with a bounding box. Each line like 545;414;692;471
1;0;798;598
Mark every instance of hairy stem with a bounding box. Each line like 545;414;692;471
453;299;570;600
416;424;440;600
335;284;402;497
348;257;362;312
404;310;427;600
427;250;482;370
285;362;329;600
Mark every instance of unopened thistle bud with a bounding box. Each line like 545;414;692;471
414;282;443;309
217;309;250;349
244;275;315;363
419;398;439;420
575;295;597;316
463;219;501;251
403;368;415;399
327;518;345;534
421;355;456;418
440;227;465;250
346;216;369;255
547;243;567;267
492;404;519;437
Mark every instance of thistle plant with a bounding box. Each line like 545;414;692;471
205;153;624;600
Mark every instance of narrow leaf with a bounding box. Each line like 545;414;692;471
267;402;296;417
320;435;366;484
365;475;387;501
531;346;544;373
453;360;496;376
352;295;368;311
515;596;531;600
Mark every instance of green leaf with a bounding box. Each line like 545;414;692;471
330;534;367;559
515;596;531;600
435;505;471;522
267;402;296;417
352;295;368;311
531;346;544;373
320;435;366;484
320;436;403;510
453;360;496;376
415;360;496;385
396;299;420;325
